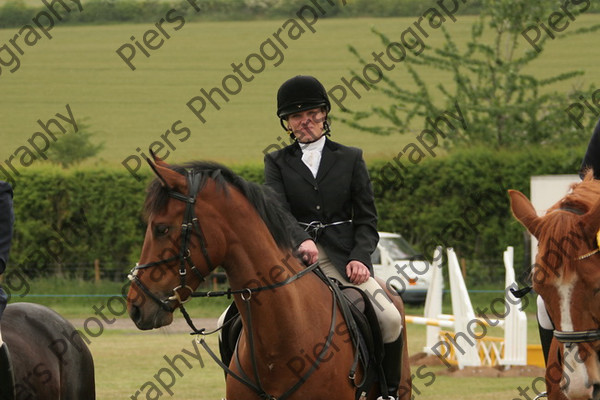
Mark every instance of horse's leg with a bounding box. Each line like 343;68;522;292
546;339;568;400
67;346;96;400
375;277;412;400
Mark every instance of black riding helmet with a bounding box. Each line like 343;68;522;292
276;75;332;135
276;75;331;119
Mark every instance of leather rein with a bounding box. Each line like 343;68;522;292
127;168;346;400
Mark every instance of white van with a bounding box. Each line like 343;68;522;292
371;232;433;304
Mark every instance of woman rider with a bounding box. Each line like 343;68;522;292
264;75;404;399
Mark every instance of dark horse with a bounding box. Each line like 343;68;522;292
510;171;600;400
2;302;95;399
126;155;411;400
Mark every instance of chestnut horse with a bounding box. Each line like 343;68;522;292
510;172;600;400
126;155;411;400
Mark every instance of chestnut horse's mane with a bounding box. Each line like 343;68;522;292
536;170;600;270
144;160;296;251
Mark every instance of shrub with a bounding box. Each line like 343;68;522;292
0;0;36;28
6;146;584;285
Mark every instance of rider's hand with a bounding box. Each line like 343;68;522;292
346;260;370;285
298;240;319;265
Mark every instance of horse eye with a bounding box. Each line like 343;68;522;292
154;225;169;236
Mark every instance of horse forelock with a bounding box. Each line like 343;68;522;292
144;161;295;251
535;212;581;281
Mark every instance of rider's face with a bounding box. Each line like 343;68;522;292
287;107;326;143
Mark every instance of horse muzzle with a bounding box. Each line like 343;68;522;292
561;345;600;400
128;300;174;330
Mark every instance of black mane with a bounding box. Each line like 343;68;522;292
145;160;295;250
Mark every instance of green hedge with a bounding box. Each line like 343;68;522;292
7;0;600;28
8;167;147;279
0;0;482;28
5;146;585;285
371;146;584;284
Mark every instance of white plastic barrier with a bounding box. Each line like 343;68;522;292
408;246;528;369
422;246;444;353
500;246;528;366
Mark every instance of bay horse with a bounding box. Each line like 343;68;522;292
126;155;411;400
2;302;95;399
509;171;600;400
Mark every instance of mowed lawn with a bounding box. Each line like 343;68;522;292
1;14;600;172
82;318;540;399
16;277;545;399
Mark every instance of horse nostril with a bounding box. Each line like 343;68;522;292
130;304;142;324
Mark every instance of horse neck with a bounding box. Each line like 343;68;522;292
214;193;331;336
223;227;310;310
210;185;305;292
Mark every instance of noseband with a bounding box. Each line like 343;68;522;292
552;206;600;347
554;330;600;347
128;169;213;312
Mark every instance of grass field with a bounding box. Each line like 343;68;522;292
1;14;600;174
82;323;541;400
10;278;546;399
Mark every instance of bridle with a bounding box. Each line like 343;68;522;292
554;330;600;347
551;206;600;347
128;169;213;312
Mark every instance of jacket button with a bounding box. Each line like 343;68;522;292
316;205;321;210
313;186;318;190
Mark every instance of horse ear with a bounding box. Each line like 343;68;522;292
509;190;542;239
149;148;170;168
146;154;185;189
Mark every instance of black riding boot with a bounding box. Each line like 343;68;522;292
382;334;403;400
538;323;554;366
0;342;15;400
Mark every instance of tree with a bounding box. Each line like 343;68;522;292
338;0;600;149
47;121;104;168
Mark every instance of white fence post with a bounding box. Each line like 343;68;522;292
423;246;443;354
447;248;480;368
501;246;528;366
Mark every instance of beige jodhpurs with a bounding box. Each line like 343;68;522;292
317;245;402;343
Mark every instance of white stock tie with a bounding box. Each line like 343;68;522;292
300;136;326;178
302;149;320;178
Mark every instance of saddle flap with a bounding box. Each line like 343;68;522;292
339;285;387;400
341;286;385;364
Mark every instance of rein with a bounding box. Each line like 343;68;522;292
129;168;350;399
196;265;341;400
180;261;321;335
298;219;352;240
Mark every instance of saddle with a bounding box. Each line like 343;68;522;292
219;275;387;400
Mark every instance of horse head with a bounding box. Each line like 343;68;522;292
126;153;228;330
510;173;600;400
